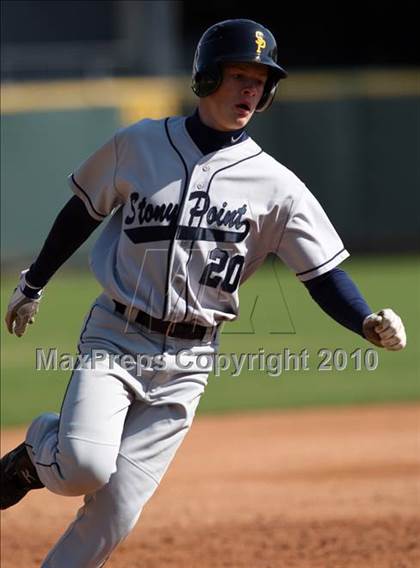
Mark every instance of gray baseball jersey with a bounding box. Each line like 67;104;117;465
69;116;349;327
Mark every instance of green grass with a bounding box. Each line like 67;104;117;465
1;255;419;426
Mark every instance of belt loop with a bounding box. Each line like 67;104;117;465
165;321;176;337
126;306;136;323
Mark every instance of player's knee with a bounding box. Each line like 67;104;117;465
58;438;118;495
67;461;114;495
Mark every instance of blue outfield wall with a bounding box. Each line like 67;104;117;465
1;107;120;261
247;96;420;252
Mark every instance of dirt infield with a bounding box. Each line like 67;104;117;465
1;403;419;567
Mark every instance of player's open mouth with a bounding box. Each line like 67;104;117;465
235;103;251;116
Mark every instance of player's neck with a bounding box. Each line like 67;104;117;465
185;109;248;155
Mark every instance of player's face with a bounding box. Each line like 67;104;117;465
198;63;268;131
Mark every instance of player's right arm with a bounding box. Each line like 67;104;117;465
5;195;102;337
6;131;122;337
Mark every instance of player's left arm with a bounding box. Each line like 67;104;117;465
270;179;406;350
304;268;407;351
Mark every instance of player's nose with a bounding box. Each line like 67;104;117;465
241;79;259;97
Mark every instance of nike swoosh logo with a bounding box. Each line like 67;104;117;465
231;133;244;143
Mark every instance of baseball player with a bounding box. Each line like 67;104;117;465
1;19;406;567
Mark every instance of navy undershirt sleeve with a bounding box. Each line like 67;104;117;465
26;195;102;288
304;268;372;336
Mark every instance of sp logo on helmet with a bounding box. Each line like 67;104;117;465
255;31;266;55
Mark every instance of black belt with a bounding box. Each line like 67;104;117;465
113;300;211;341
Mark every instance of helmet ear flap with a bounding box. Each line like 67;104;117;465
191;70;203;96
256;76;278;112
192;64;223;98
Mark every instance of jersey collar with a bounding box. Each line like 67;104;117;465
185;109;249;156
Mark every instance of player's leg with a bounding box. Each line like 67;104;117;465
30;361;134;495
1;297;135;508
1;362;133;510
40;399;196;568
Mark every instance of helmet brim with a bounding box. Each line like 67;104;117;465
216;54;288;81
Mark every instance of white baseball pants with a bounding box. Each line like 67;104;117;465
25;294;218;567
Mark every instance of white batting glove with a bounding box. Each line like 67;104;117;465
362;309;407;351
5;270;43;338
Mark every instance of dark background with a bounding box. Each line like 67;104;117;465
1;1;419;80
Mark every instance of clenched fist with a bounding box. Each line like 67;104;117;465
5;270;43;338
362;309;406;351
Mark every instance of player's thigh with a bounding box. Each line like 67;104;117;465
58;365;134;450
118;401;193;485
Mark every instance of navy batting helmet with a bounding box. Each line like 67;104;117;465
191;19;287;112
